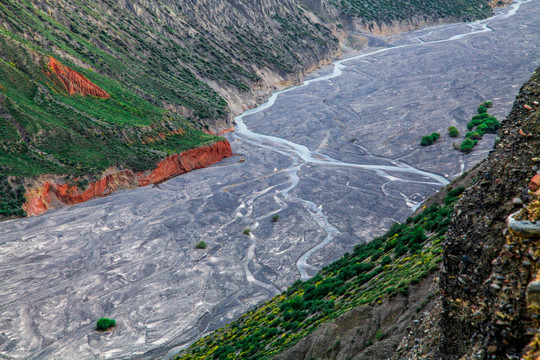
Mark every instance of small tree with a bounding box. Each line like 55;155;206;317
96;318;116;331
448;126;459;137
243;228;251;235
195;241;207;249
431;132;440;140
272;214;279;222
477;105;487;114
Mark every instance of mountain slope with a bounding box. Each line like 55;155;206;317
0;0;508;220
0;0;339;219
303;0;509;36
437;66;540;359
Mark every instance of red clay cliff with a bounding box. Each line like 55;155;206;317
23;140;232;216
48;57;110;99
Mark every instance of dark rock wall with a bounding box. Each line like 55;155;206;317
439;67;540;358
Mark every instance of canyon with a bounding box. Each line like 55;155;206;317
0;1;538;359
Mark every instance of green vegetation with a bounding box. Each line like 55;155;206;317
420;132;440;146
243;228;252;235
96;318;116;331
330;0;494;23
460;139;476;153
459;101;500;153
0;3;223;181
196;241;208;249
272;214;280;222
0;175;26;218
176;187;465;360
448;126;459;138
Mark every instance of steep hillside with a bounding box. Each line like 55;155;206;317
304;0;509;35
173;66;540;360
437;66;540;359
0;0;338;219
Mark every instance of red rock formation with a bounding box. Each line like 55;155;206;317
218;127;235;136
48;57;110;99
23;140;232;216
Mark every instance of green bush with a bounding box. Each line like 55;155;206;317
196;241;207;249
272;214;280;222
420;135;433;146
96;318;116;331
459;138;475;153
477;105;487;114
448;126;459;137
381;256;392;266
243;228;251;235
420;132;440;146
481;100;493;108
375;328;388;341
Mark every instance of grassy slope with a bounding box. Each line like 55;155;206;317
330;0;493;22
0;0;338;218
175;187;465;360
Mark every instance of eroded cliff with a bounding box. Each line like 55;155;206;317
23;140;232;216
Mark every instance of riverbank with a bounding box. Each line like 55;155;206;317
22;140;233;216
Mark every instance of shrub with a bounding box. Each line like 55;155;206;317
381;256;392;266
371;250;384;261
96;318;116;331
272;214;279;222
420;132;440;146
448;126;459;137
469;132;482;140
477;105;487;114
481;100;493;108
196;241;207;249
420;135;433;146
243;228;251;235
459;139;475;153
375;328;388;341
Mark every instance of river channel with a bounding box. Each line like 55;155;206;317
0;1;539;358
